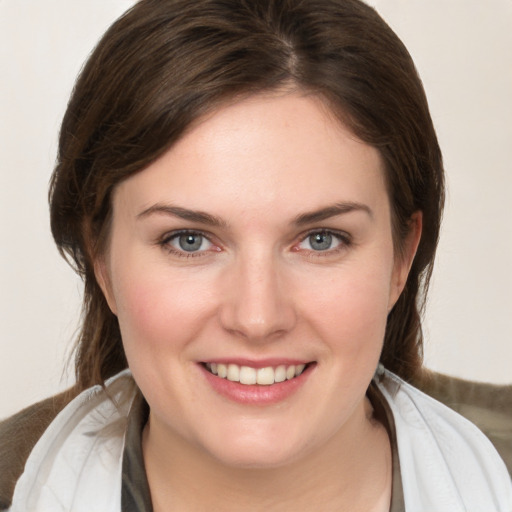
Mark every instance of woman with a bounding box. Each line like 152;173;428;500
1;0;511;510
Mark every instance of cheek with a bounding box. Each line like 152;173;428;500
111;264;216;362
297;260;393;354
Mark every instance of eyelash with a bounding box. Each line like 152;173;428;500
158;229;352;258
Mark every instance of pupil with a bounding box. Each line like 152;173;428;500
179;234;202;251
310;232;332;251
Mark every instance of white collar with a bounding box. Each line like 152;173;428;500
376;370;512;511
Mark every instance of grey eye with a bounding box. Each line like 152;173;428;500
178;233;205;252
308;232;333;251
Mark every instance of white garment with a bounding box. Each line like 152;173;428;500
9;369;512;512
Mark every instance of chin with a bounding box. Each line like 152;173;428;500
200;425;308;470
212;444;302;470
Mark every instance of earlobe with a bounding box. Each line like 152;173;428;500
389;212;423;310
94;258;118;315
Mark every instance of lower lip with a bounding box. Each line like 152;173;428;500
200;364;315;405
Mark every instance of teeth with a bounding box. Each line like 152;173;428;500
295;364;305;376
239;366;257;385
217;363;227;378
227;364;240;381
205;362;307;386
274;365;287;383
257;367;274;385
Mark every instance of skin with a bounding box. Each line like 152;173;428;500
96;91;421;511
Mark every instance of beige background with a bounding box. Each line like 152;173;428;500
1;0;511;418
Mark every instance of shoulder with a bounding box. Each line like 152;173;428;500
415;369;512;478
7;371;136;512
0;390;75;510
377;369;512;510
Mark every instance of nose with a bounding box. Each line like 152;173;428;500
219;252;296;342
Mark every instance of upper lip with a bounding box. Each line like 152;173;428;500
200;358;314;368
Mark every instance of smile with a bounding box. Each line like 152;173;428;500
204;362;308;386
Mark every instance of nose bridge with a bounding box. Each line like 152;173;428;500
220;247;295;340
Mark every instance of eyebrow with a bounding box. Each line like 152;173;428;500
293;202;373;226
137;201;372;228
137;204;227;227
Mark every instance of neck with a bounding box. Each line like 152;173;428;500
142;397;392;512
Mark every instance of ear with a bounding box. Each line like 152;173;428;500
94;257;118;316
388;211;422;310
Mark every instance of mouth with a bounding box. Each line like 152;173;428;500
202;362;312;386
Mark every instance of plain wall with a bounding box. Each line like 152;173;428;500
1;0;511;419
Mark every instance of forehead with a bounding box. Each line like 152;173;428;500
113;91;388;221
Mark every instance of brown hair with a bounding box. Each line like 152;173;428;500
50;0;444;391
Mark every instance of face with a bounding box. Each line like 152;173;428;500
97;92;418;469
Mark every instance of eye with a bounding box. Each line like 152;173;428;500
162;231;214;254
296;230;348;252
